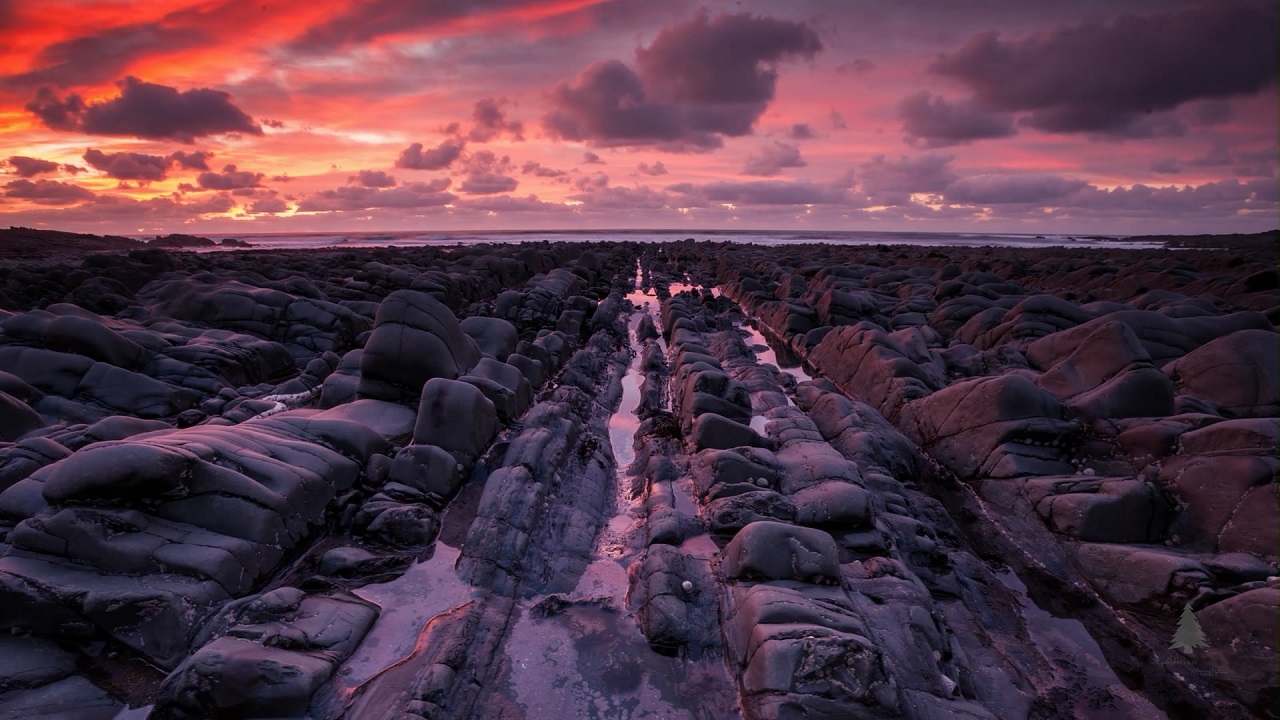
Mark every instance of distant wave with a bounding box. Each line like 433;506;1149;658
203;229;1163;251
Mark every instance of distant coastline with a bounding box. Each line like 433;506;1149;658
3;225;1276;262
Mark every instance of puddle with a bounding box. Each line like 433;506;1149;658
739;321;813;386
336;545;475;693
501;600;735;719
111;706;152;719
996;570;1166;719
492;278;740;718
609;343;644;472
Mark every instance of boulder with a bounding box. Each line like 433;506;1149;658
388;444;461;500
1032;320;1175;419
1196;588;1278;712
702;491;796;534
1164;329;1279;417
460;316;519;361
1022;477;1170;543
357;290;481;403
0;391;43;441
791;481;871;529
154;589;377;718
900;374;1076;479
690;413;767;451
412;378;498;466
722;520;841;584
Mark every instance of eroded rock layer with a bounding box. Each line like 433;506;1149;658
0;235;1274;720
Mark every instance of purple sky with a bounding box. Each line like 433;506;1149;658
1;0;1276;235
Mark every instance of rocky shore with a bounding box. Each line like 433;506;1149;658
0;230;1274;719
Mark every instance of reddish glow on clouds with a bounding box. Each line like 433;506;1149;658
0;0;1275;235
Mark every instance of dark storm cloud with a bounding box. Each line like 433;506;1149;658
857;153;957;203
168;150;213;171
1063;177;1277;217
350;169;398;188
1189;101;1233;127
27;77;262;143
943;174;1088;205
520;161;565;178
637;161;668;176
742;142;806;176
4;156;60;178
569;184;669;210
197;165;264;190
4;178;96;205
458;194;567;214
1187;141;1278;176
788;123;816;140
468;97;524;142
24;87;84;130
458;150;518;195
544;11;821;150
667;179;849;205
83;148;171;181
396;139;466;170
298;178;455;211
59;192;237;221
248;196;289;214
897;91;1015;148
636;10;821;104
6;23;206;88
930;1;1279;137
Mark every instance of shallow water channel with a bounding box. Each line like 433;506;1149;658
493;272;739;718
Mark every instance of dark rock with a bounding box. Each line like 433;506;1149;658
900;374;1076;479
1196;587;1278;711
358;290;481;403
1022;476;1170;542
1165;329;1279;417
0;674;121;719
388;443;461;500
412;378;498;467
154;588;377;718
791;481;871;529
690;412;767;451
722;520;841;584
460;316;519;361
0;391;43;441
702;490;796;534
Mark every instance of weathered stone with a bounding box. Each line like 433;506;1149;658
722;520;841;584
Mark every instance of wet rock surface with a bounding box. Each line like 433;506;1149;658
0;235;1274;719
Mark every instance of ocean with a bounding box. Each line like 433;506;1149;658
185;229;1167;251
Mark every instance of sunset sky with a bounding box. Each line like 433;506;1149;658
0;0;1275;236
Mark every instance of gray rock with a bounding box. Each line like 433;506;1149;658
358;290;481;403
460;316;519;361
388;443;461;499
0;391;43;441
690;412;767;451
413;378;498;466
702;490;796;534
155;589;377;718
1165;329;1279;417
0;674;120;720
791;481;871;529
722;520;841;584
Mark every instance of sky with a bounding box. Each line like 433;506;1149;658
0;0;1276;236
